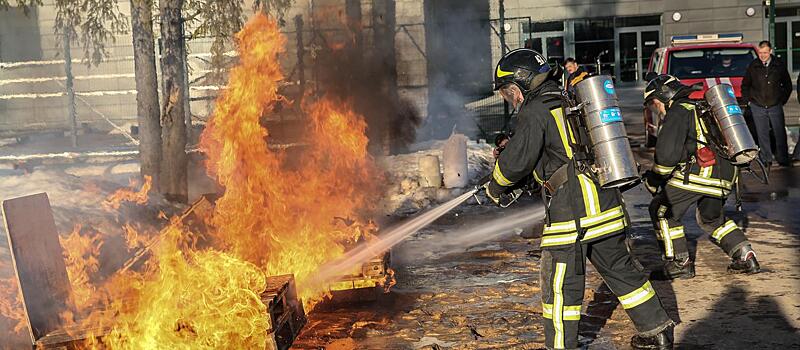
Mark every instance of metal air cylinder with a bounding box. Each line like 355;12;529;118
573;75;639;188
704;84;759;165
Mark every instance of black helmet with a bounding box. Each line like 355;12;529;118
494;48;554;92
644;74;691;105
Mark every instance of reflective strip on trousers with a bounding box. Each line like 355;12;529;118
544;206;625;234
617;280;657;310
668;178;729;197
543;303;581;321
712;220;739;242
657;205;674;258
541;217;626;247
553;263;567;349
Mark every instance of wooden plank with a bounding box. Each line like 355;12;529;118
2;193;72;344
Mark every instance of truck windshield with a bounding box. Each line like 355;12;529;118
667;48;756;79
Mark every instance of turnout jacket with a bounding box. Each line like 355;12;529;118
648;99;737;198
492;81;627;249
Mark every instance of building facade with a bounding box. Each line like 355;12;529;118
2;1;800;140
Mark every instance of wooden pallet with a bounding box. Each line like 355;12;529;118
261;274;307;350
328;251;391;302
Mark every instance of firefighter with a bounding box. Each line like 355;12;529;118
643;75;761;279
486;48;674;350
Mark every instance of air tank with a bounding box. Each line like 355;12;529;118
704;83;759;165
573;75;639;188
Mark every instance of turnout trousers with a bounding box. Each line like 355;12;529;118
648;185;750;260
540;234;673;349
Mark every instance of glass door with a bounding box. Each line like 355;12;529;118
615;26;660;83
529;31;565;66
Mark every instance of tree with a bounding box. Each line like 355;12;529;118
130;0;162;186
159;0;189;203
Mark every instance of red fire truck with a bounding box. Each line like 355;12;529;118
643;33;757;146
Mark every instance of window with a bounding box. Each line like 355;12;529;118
574;18;614;42
667;48;757;79
522;21;564;34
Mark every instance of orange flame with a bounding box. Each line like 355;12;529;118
0;262;26;336
200;14;382;306
1;13;385;348
103;175;152;210
59;224;104;313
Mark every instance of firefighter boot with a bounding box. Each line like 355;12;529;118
631;326;673;350
651;257;695;280
728;244;761;274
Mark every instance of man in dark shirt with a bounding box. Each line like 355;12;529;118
741;40;793;167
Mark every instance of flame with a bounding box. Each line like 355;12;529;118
0;261;25;335
0;14;386;348
81;221;270;349
59;224;104;312
200;14;382;306
103;175;152;210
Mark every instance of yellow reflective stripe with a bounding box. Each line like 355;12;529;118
551;108;573;159
578;174;601;216
533;169;544;185
654;164;674;175
543;303;581;320
683;174;732;188
700;163;713;178
497;66;514;78
712;220;738;241
667;178;728;197
541;218;626;247
657;204;673;258
584;218;626;240
553;263;567;349
618;281;656;310
657;226;685;241
544;206;625;234
493;161;513;186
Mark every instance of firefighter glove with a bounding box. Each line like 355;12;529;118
642;170;665;195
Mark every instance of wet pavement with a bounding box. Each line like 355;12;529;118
294;130;800;349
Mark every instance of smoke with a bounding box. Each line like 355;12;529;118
311;2;421;155
420;0;492;141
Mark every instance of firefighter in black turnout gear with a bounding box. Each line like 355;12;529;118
643;75;761;279
486;49;674;350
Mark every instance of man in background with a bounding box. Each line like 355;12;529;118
741;40;793;168
564;57;588;96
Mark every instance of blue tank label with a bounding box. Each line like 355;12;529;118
725;105;742;114
603;79;615;95
600;107;623;123
726;86;736;99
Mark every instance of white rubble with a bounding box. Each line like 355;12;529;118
378;139;495;215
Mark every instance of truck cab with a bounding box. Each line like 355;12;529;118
642;33;757;146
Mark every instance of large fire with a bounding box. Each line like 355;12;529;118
1;13;383;348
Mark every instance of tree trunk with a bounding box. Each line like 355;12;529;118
130;0;162;187
158;0;188;203
372;0;398;155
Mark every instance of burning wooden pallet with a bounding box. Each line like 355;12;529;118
2;193;307;349
262;274;307;350
327;251;392;302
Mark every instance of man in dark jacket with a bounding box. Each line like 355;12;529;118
644;75;760;279
487;49;674;350
741;40;793;167
564;57;588;97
